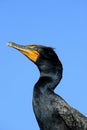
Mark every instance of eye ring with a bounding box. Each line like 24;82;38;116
34;47;38;51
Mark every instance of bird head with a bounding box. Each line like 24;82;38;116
7;42;62;78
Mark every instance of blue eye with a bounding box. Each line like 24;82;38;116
34;47;38;51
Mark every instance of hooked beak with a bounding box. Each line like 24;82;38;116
7;42;40;62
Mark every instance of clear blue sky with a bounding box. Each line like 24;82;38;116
0;0;87;130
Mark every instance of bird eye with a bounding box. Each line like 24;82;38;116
34;47;38;51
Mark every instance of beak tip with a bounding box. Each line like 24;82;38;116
7;42;11;46
7;42;15;47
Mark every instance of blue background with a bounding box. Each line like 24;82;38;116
0;0;87;130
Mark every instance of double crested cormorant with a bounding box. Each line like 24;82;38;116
8;42;87;130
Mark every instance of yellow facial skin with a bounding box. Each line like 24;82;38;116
7;42;40;63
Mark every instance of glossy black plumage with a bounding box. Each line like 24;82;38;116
8;43;87;130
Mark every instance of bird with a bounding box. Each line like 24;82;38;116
7;42;87;130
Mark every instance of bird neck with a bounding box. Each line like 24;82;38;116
35;67;62;92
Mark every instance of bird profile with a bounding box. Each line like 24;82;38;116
8;42;87;130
